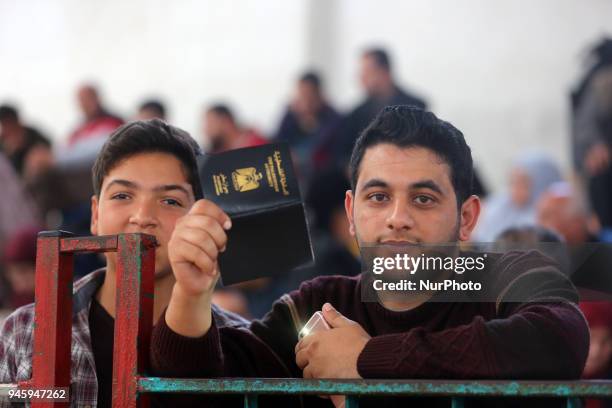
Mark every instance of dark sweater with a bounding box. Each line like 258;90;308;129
150;250;589;407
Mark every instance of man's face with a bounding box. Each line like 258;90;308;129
77;87;100;119
359;55;387;96
91;152;195;279
345;144;479;246
203;111;228;149
293;81;321;116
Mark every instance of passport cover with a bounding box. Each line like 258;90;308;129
198;143;314;285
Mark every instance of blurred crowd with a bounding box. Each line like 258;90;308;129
2;41;612;385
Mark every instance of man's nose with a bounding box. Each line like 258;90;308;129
129;200;158;229
386;199;415;231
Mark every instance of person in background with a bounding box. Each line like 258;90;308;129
274;71;340;178
68;84;124;148
305;166;360;278
137;99;167;121
572;66;612;242
0;152;39;251
331;48;427;165
202;104;266;153
536;181;597;245
2;226;40;310
494;225;563;245
473;152;563;242
580;301;612;408
0;105;53;180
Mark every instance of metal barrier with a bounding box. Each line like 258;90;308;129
0;232;610;407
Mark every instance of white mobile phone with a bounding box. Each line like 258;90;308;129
298;311;330;339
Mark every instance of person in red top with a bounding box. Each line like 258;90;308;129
580;302;612;408
152;106;589;407
68;84;124;147
201;104;266;153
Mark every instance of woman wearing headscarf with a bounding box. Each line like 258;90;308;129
473;151;563;242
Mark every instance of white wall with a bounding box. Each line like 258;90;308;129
0;0;309;144
2;0;612;191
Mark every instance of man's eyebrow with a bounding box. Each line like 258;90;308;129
104;179;139;192
410;179;444;195
361;178;389;190
104;180;191;196
153;184;191;196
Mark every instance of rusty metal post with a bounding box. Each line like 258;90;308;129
112;233;156;408
30;231;74;408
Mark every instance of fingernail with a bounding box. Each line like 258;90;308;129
323;303;333;312
224;220;232;230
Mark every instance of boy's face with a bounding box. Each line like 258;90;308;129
91;152;195;279
345;144;480;246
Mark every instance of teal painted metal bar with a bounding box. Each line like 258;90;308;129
138;378;612;398
451;397;465;408
345;395;359;408
244;394;258;408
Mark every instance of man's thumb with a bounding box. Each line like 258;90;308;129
322;303;352;328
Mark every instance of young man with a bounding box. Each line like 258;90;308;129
151;106;589;407
0;119;247;407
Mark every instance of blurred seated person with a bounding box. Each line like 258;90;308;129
0;153;39;251
495;225;563;245
137;99;167;121
580;302;612;408
0;105;53;180
581;302;612;379
305;166;360;277
67;84;123;148
202;104;266;153
537;182;612;299
537;181;598;244
274;72;340;177
572;64;612;242
211;288;250;319
473;151;562;242
2;226;40;309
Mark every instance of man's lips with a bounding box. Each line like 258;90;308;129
380;240;419;246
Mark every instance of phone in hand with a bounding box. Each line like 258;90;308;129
298;311;330;339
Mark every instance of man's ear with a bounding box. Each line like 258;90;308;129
90;195;99;236
458;195;481;241
344;190;356;237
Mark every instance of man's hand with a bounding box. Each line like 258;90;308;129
295;303;370;379
165;199;232;337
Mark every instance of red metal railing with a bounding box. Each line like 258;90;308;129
28;231;156;408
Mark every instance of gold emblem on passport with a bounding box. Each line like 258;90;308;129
232;167;263;192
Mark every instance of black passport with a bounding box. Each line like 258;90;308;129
197;143;314;285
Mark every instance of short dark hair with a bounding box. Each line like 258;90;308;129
139;99;166;119
207;104;235;123
349;105;474;206
363;48;391;72
92;119;203;199
0;105;19;122
299;71;322;89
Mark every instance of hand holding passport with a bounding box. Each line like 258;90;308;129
197;143;314;285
